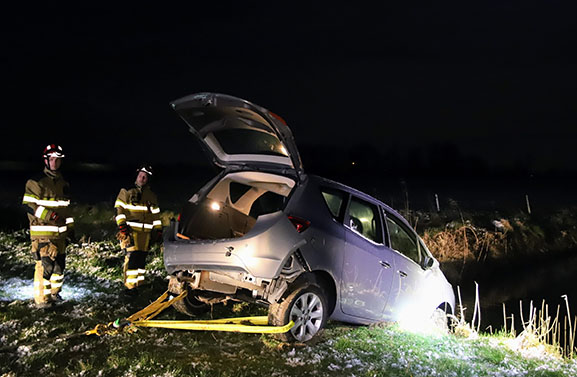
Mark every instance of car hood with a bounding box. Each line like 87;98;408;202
171;93;303;176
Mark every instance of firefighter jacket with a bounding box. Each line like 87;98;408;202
22;168;74;240
114;184;161;233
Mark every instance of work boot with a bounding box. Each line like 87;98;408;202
123;287;139;297
35;301;54;309
51;293;64;303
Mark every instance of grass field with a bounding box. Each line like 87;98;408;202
2;216;577;376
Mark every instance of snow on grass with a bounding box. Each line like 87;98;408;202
274;323;577;377
0;277;103;301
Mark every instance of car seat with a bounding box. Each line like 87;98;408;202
349;216;363;234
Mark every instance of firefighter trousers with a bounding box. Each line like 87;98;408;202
32;238;66;305
121;230;151;290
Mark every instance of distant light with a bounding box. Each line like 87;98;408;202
210;202;221;211
352;161;356;165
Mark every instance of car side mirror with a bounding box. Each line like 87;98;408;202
423;256;434;269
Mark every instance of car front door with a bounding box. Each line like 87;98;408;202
382;212;427;321
340;196;395;321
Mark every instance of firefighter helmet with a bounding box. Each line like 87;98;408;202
43;144;65;158
136;164;153;176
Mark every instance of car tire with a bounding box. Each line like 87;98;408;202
172;288;210;316
268;282;328;342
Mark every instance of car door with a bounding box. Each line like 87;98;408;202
340;195;395;320
382;211;428;321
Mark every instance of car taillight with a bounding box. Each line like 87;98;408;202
177;213;181;222
269;111;287;125
288;216;310;233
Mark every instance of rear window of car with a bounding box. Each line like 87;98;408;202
320;187;346;219
214;129;288;157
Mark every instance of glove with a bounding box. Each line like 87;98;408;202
118;223;131;236
155;229;163;244
67;229;76;243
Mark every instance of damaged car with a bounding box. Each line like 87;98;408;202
164;93;455;342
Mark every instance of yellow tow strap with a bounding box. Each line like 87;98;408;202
132;316;294;333
85;290;294;336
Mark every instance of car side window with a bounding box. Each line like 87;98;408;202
347;197;383;244
320;187;346;220
385;214;421;264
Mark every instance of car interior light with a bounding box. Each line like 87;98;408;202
210;201;221;211
288;215;310;233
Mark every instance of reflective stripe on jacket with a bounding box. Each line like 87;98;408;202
23;168;73;240
115;185;161;232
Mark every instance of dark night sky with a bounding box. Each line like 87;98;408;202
1;2;576;174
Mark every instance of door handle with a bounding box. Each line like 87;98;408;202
398;270;407;278
379;261;391;269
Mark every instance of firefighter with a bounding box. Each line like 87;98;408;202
114;165;162;293
22;144;74;308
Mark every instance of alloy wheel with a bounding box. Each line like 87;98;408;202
289;292;324;342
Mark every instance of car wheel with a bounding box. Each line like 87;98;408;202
268;283;328;342
172;288;210;316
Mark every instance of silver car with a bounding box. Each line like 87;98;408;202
164;93;455;342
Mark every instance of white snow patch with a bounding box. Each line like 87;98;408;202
327;363;341;371
0;277;103;301
16;345;31;357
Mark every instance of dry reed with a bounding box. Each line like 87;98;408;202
453;284;577;359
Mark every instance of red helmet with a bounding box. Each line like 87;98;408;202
43;144;65;158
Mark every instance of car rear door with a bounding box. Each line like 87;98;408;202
340;195;395;321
